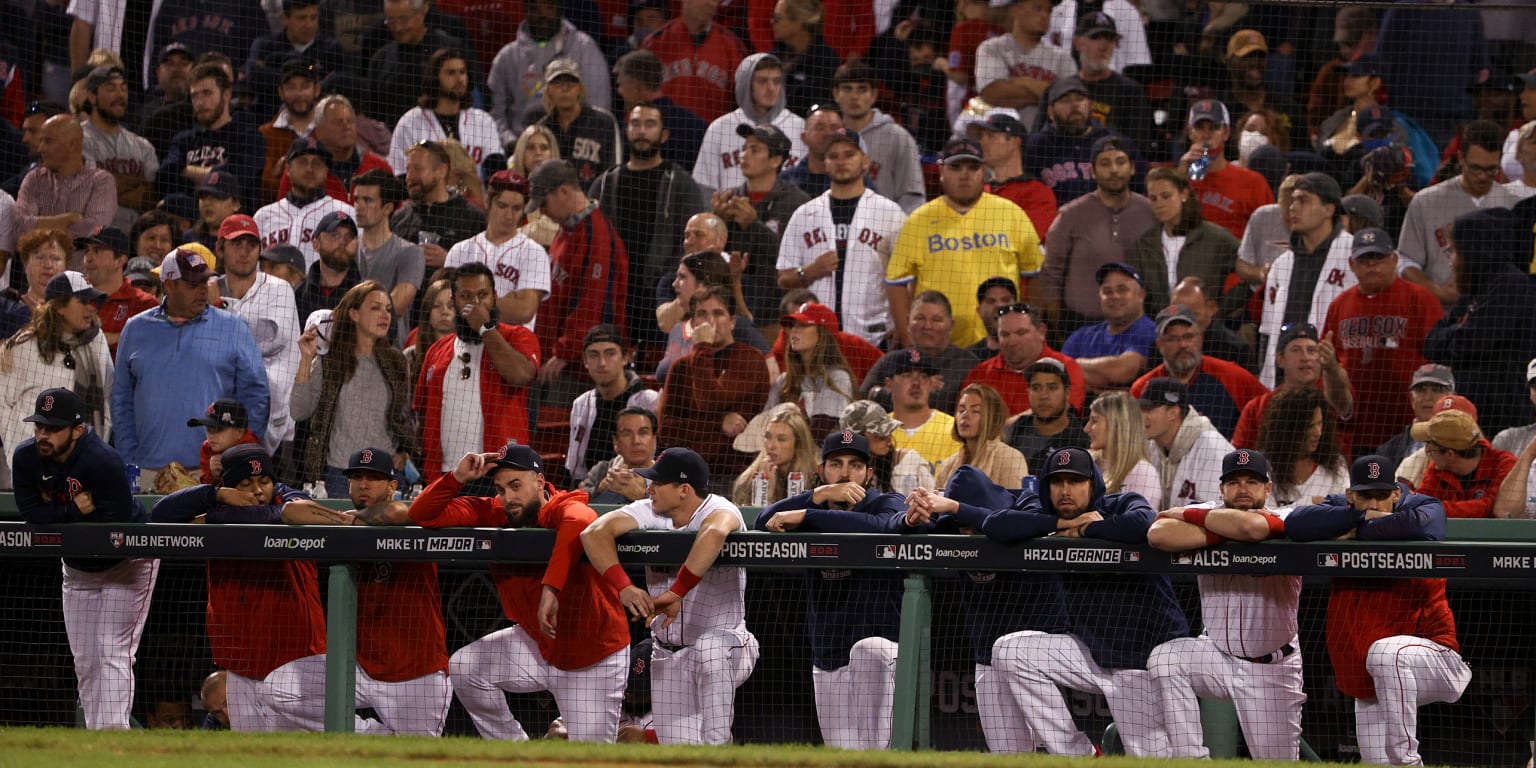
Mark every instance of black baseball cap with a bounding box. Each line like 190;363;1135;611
85;65;127;93
972;112;1027;139
821;430;871;462
1045;75;1089;105
1341;194;1385;229
1351;228;1394;260
23;388;85;427
75;226;129;255
940;138;984;165
636;447;710;490
280;59;320;83
259;244;306;272
1139;377;1188;408
286;136;330;165
1075;10;1118;38
187;398;249;430
1040;447;1095;480
1220;448;1270;482
346;447;395;477
1276;322;1319;353
313;210;356;235
196;171;240;200
1348;454;1398;492
1292;172;1342;207
525;159;581;215
582;323;625;350
492;443;544;474
735;122;793;158
975;276;1018;303
889;347;939;376
221;445;275;487
1094;261;1143;288
1024;357;1070;386
158;42;193;64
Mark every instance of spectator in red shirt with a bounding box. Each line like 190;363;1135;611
643;0;748;123
1176;99;1274;240
76;227;157;356
963;302;1085;416
968;109;1058;236
1411;408;1516;519
1132;306;1267;440
1233;322;1353;450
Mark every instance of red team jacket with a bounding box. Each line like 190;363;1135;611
413;324;542;482
206;559;326;680
1326;576;1459;700
355;561;449;681
642;18;747;123
1413;440;1517;519
540;206;629;364
410;477;630;671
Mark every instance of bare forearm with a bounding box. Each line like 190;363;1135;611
355;500;411;526
1322;366;1353;420
1494;459;1533;519
483;332;536;385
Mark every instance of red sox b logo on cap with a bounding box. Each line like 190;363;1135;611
249;459;263;475
42;395;54;412
841;431;854;444
909;349;920;363
1057;451;1071;466
361;448;374;464
1440;397;1453;409
1236;450;1251;465
1368;462;1381;479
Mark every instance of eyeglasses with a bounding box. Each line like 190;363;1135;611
459;352;472;381
61;349;76;370
1425;443;1480;460
996;302;1037;318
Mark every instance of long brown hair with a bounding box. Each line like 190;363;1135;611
779;323;852;404
5;295;77;363
1147;166;1204;236
411;277;454;382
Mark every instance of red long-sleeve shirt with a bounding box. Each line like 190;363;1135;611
540;206;629;363
659;340;770;471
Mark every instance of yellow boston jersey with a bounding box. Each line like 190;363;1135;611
886;193;1042;347
890;410;962;470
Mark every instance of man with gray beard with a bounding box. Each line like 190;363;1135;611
1130;306;1268;441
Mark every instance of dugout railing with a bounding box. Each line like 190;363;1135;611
1;501;1533;762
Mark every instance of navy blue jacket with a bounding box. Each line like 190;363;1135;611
14;429;145;572
1285;486;1446;543
758;487;906;670
151;482;309;525
157;116;266;207
952;464;1188;669
1024;124;1146;206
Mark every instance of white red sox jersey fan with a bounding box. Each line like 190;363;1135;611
254;195;356;270
388;107;502;174
443;231;551;331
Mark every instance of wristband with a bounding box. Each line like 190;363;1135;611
602;563;632;591
1183;507;1209;528
668;565;703;598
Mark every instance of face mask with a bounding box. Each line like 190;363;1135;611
1238;130;1270;164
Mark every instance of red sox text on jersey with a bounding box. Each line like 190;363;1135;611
663;59;731;93
800;226;885;251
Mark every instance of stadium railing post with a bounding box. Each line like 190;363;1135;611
324;564;358;733
891;572;933;750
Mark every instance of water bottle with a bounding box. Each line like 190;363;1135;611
125;464;140;494
750;472;770;507
1021;475;1039;496
786;471;805;498
1188;145;1211;181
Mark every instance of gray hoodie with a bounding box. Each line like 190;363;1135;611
736;53;787;124
488;19;612;146
857;110;927;213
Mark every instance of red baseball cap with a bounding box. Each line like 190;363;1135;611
217;214;260;241
779;302;840;333
1432;394;1478;420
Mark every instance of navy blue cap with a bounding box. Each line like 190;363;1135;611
1220;448;1270;482
187;398;248;430
1349;454;1398;492
825;127;864;153
221;444;275;487
313;210;356;235
973;112;1028;139
1139;377;1188;408
1355;103;1394;136
889;347;939;376
1351;227;1394;259
196;170;240;199
1040;447;1095;479
286;136;330;165
346;446;395;477
1094;261;1143;288
75;226;129;255
821;430;871;462
492;442;544;473
635;447;710;490
23;388;84;427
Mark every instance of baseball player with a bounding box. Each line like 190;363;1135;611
756;430;906;749
281;447;451;736
254;137;355;269
1145;449;1306;760
1288;455;1470;766
387;51;501;172
151;445;328;732
12;388;159;730
409;443;631;741
909;448;1188;756
582;448;760;746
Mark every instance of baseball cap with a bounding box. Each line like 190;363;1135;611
636;447;710;490
74;226;129;255
975;276;1018;303
23;388;85;427
1187;99;1230;128
85;65;126;93
1154;305;1198;335
124;257;158;285
940;138;984;165
1342;53;1383;78
346;447;394;477
160;193;198;223
1139;377;1188;408
492;442;545;473
1220;448;1270;482
313;211;356;236
1040;447;1095;479
160;247;214;284
1341;194;1385;229
1094;261;1143;288
488;169;530;198
1227;29;1268;58
1076;10;1118;38
545;57;583;84
1045;75;1090;106
821;430;871;462
1527;357;1536;385
280;59;319;83
582;323;624;350
44;272;107;306
217;214;261;242
957;105;1019;139
824;127;864;153
735;122;793;158
780;302;838;329
1276;322;1319;353
158;42;193;64
1351;228;1394;260
1519;67;1536;90
1024;357;1070;386
1410;409;1483;451
196;171;240;200
187;398;249;430
1355;104;1394;136
840;400;901;438
971;112;1028;139
889;347;939;376
1410;363;1455;390
286;136;330;165
1089;135;1130;163
1348;454;1399;492
259;244;306;273
1432;394;1478;420
1292;172;1342;207
221;445;275;487
524;160;580;215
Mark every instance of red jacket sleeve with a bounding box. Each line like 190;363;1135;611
1233;397;1262;449
409;474;505;527
540;494;598;592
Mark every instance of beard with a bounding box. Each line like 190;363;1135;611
318;245;353;273
629;139;661;161
504;495;541;528
1166;349;1203;379
455;303;501;342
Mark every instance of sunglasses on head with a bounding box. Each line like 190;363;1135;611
996;302;1036;318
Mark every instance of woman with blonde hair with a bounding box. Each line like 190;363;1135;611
509;125;560;246
733;403;820;506
935;383;1030;489
767;303;854;435
1083;391;1161;506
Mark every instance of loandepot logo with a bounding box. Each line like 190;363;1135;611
264;536;327;551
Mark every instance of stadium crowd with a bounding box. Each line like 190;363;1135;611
5;0;1536;763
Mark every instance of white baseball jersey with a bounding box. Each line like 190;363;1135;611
389;106;502;174
443;231;552;331
1047;0;1152;72
254;196;356;269
973;35;1076;133
776;188;906;345
1183;502;1300;657
692;108;807;193
222;272;303;448
616;495;748;647
1258;231;1356;388
81;121;158;183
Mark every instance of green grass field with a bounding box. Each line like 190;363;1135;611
0;728;1313;768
